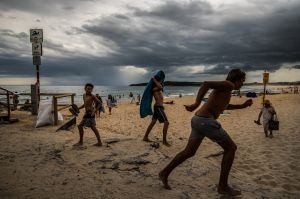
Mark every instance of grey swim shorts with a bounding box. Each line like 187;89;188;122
189;115;229;142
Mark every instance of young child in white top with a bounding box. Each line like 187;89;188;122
254;99;276;138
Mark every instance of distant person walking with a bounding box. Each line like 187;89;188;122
254;99;276;138
159;69;252;196
294;86;299;94
12;92;19;110
129;92;135;104
107;94;113;115
136;94;141;105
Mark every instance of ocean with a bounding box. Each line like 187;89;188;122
0;85;290;104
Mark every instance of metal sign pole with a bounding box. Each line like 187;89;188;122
30;29;43;109
36;64;40;102
262;70;269;104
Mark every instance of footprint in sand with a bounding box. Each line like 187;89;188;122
282;184;298;191
289;164;300;171
72;145;87;150
261;174;274;180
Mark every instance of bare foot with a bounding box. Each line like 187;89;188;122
143;137;152;142
163;141;171;147
93;142;102;147
218;186;241;196
159;171;171;190
73;142;83;146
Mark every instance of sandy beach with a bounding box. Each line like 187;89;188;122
0;93;300;198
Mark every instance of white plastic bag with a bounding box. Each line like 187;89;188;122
36;100;53;128
35;100;64;128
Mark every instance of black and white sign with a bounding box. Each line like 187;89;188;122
30;29;43;43
32;43;42;56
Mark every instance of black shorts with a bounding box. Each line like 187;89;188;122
153;106;168;123
78;111;96;128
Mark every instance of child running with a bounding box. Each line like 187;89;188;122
159;69;253;196
74;83;102;147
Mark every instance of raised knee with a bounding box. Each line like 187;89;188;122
165;121;169;125
231;144;237;152
224;143;237;152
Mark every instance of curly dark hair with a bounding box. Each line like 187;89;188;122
226;69;246;83
85;83;94;88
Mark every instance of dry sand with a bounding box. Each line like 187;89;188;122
0;94;300;198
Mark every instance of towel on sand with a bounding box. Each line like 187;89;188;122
140;70;165;118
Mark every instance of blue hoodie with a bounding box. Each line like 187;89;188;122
140;70;165;118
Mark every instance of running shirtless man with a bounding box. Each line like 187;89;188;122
159;69;253;196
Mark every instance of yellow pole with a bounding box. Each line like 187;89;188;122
262;70;269;104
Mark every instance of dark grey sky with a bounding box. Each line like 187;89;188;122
0;0;300;85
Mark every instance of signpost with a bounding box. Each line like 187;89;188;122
30;29;43;115
262;70;269;104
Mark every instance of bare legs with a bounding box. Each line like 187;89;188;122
143;119;170;146
74;126;102;147
91;126;102;146
217;137;240;196
74;125;84;145
162;121;170;146
159;136;241;196
264;125;268;137
264;125;273;138
159;138;203;189
143;119;157;142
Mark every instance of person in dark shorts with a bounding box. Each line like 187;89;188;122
74;83;102;147
153;105;168;123
159;69;253;196
143;73;170;146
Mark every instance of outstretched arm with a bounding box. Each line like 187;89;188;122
185;81;234;112
254;109;263;125
226;99;253;110
79;104;85;109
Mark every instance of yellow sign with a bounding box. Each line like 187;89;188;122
263;72;269;83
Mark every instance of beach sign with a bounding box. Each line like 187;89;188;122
32;43;42;56
30;29;43;43
263;72;269;84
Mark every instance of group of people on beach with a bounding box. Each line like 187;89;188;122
73;68;281;196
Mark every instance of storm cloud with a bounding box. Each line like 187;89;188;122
0;0;300;85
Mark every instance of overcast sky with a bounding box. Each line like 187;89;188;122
0;0;300;85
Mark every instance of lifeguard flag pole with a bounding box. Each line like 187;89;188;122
262;70;269;104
